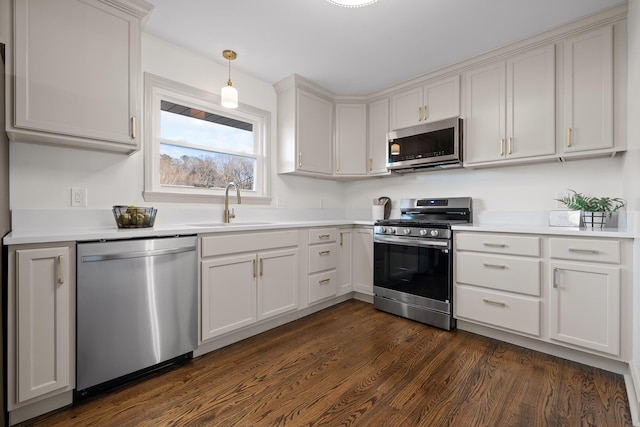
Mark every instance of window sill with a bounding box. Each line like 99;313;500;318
143;191;272;205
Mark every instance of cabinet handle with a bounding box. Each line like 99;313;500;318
369;158;373;172
319;278;331;284
253;259;257;278
131;117;137;139
336;159;340;171
483;298;506;307
423;106;428;121
500;138;505;156
567;128;572;147
568;248;599;254
483;262;506;269
260;258;264;277
318;234;330;239
553;267;559;288
299;152;303;168
340;232;344;246
319;250;331;255
418;107;422;122
508;137;512;155
483;242;506;248
57;255;65;284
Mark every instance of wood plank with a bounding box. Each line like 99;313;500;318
19;300;631;426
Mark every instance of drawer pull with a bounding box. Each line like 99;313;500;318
319;278;331;284
318;234;331;239
319;250;331;255
568;248;599;254
483;262;506;269
483;298;506;307
58;255;65;284
483;243;506;248
553;267;559;288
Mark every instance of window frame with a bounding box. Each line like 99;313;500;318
143;73;271;204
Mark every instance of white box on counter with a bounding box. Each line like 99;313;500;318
549;210;581;227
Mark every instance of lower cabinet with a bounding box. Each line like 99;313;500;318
454;231;629;360
352;227;374;295
7;243;76;412
336;228;353;295
200;231;299;341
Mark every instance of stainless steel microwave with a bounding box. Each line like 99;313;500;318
387;117;462;172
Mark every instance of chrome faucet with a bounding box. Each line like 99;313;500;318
224;182;241;223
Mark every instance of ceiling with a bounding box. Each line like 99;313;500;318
144;0;626;95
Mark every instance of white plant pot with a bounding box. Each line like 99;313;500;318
581;211;606;228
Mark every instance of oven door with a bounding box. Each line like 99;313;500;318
373;234;452;314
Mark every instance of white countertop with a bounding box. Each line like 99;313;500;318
3;220;374;245
452;223;634;238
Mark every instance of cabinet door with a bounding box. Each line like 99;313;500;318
464;62;507;163
257;248;299;320
16;247;71;402
424;75;460;123
335;104;367;175
201;254;257;340
506;45;556;159
13;0;141;152
562;26;613;154
390;87;423;130
367;98;390;175
297;89;333;175
549;262;620;355
337;229;353;295
353;228;373;295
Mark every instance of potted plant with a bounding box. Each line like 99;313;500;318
555;189;626;228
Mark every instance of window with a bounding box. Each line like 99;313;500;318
143;73;270;203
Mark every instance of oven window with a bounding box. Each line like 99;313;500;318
374;243;451;302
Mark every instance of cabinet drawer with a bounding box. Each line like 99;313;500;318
202;230;298;257
455;232;540;257
456;252;540;296
308;243;337;273
456;285;540;336
549;238;620;264
308;228;337;244
308;270;338;303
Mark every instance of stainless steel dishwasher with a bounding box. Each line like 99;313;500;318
75;236;197;399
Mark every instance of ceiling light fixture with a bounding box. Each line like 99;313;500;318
326;0;377;8
221;50;238;109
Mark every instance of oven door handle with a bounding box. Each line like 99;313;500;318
374;235;450;249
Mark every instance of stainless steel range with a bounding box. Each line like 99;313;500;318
373;197;472;330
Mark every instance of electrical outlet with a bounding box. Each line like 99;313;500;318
71;188;87;207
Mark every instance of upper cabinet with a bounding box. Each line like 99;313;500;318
334;103;367;176
390;75;460;130
464;45;556;166
367;97;390;176
6;0;153;154
275;75;334;177
561;26;614;156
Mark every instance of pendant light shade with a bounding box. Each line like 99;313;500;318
221;50;238;109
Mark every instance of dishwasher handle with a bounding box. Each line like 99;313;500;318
81;245;196;263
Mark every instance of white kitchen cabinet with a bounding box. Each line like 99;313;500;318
549;237;621;356
335;103;367;176
200;231;299;341
561;26;614;155
367;98;390;176
7;0;152;153
7;243;75;412
336;228;353;295
464;45;555;165
390;75;460;130
275;75;334;176
352;227;373;295
307;228;338;304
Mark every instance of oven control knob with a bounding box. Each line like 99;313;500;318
430;230;439;237
389;228;396;234
403;228;411;235
419;229;428;236
380;227;387;234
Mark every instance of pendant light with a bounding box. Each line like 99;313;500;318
221;50;238;109
326;0;377;7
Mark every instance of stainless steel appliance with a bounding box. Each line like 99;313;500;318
76;236;198;399
373;197;472;330
387;117;462;172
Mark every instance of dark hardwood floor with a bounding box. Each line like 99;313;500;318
20;300;631;426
